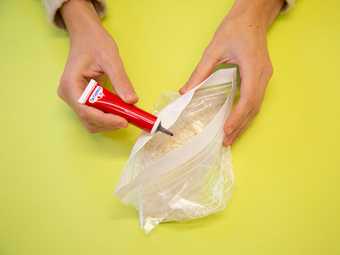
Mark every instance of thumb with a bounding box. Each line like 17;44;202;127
103;56;138;104
180;52;218;94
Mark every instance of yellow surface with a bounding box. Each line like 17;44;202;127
1;0;340;254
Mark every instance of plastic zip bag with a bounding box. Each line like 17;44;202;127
115;68;237;233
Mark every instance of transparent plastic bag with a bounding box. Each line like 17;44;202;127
115;68;237;233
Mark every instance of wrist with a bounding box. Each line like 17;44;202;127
227;0;284;32
61;0;104;39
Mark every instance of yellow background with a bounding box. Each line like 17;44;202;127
1;0;340;254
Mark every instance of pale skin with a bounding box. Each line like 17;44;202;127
58;0;284;145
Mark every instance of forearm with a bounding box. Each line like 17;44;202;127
61;0;103;39
226;0;284;32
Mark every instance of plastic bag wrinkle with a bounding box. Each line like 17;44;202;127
115;68;237;233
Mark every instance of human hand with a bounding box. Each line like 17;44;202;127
180;0;284;145
57;0;138;133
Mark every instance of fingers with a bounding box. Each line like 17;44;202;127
58;76;128;133
101;50;138;104
223;108;252;146
180;49;219;94
223;100;253;146
77;105;128;133
223;61;273;146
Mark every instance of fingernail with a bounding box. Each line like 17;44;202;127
126;94;138;103
223;140;230;147
225;127;233;136
223;138;232;147
119;121;128;128
179;88;186;95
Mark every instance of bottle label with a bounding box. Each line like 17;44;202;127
89;86;104;103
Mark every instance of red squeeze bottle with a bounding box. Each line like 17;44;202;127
78;80;173;136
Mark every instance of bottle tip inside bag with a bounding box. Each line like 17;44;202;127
157;124;174;136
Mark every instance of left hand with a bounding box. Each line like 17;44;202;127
180;0;284;146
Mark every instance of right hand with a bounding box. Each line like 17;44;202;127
57;0;138;133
